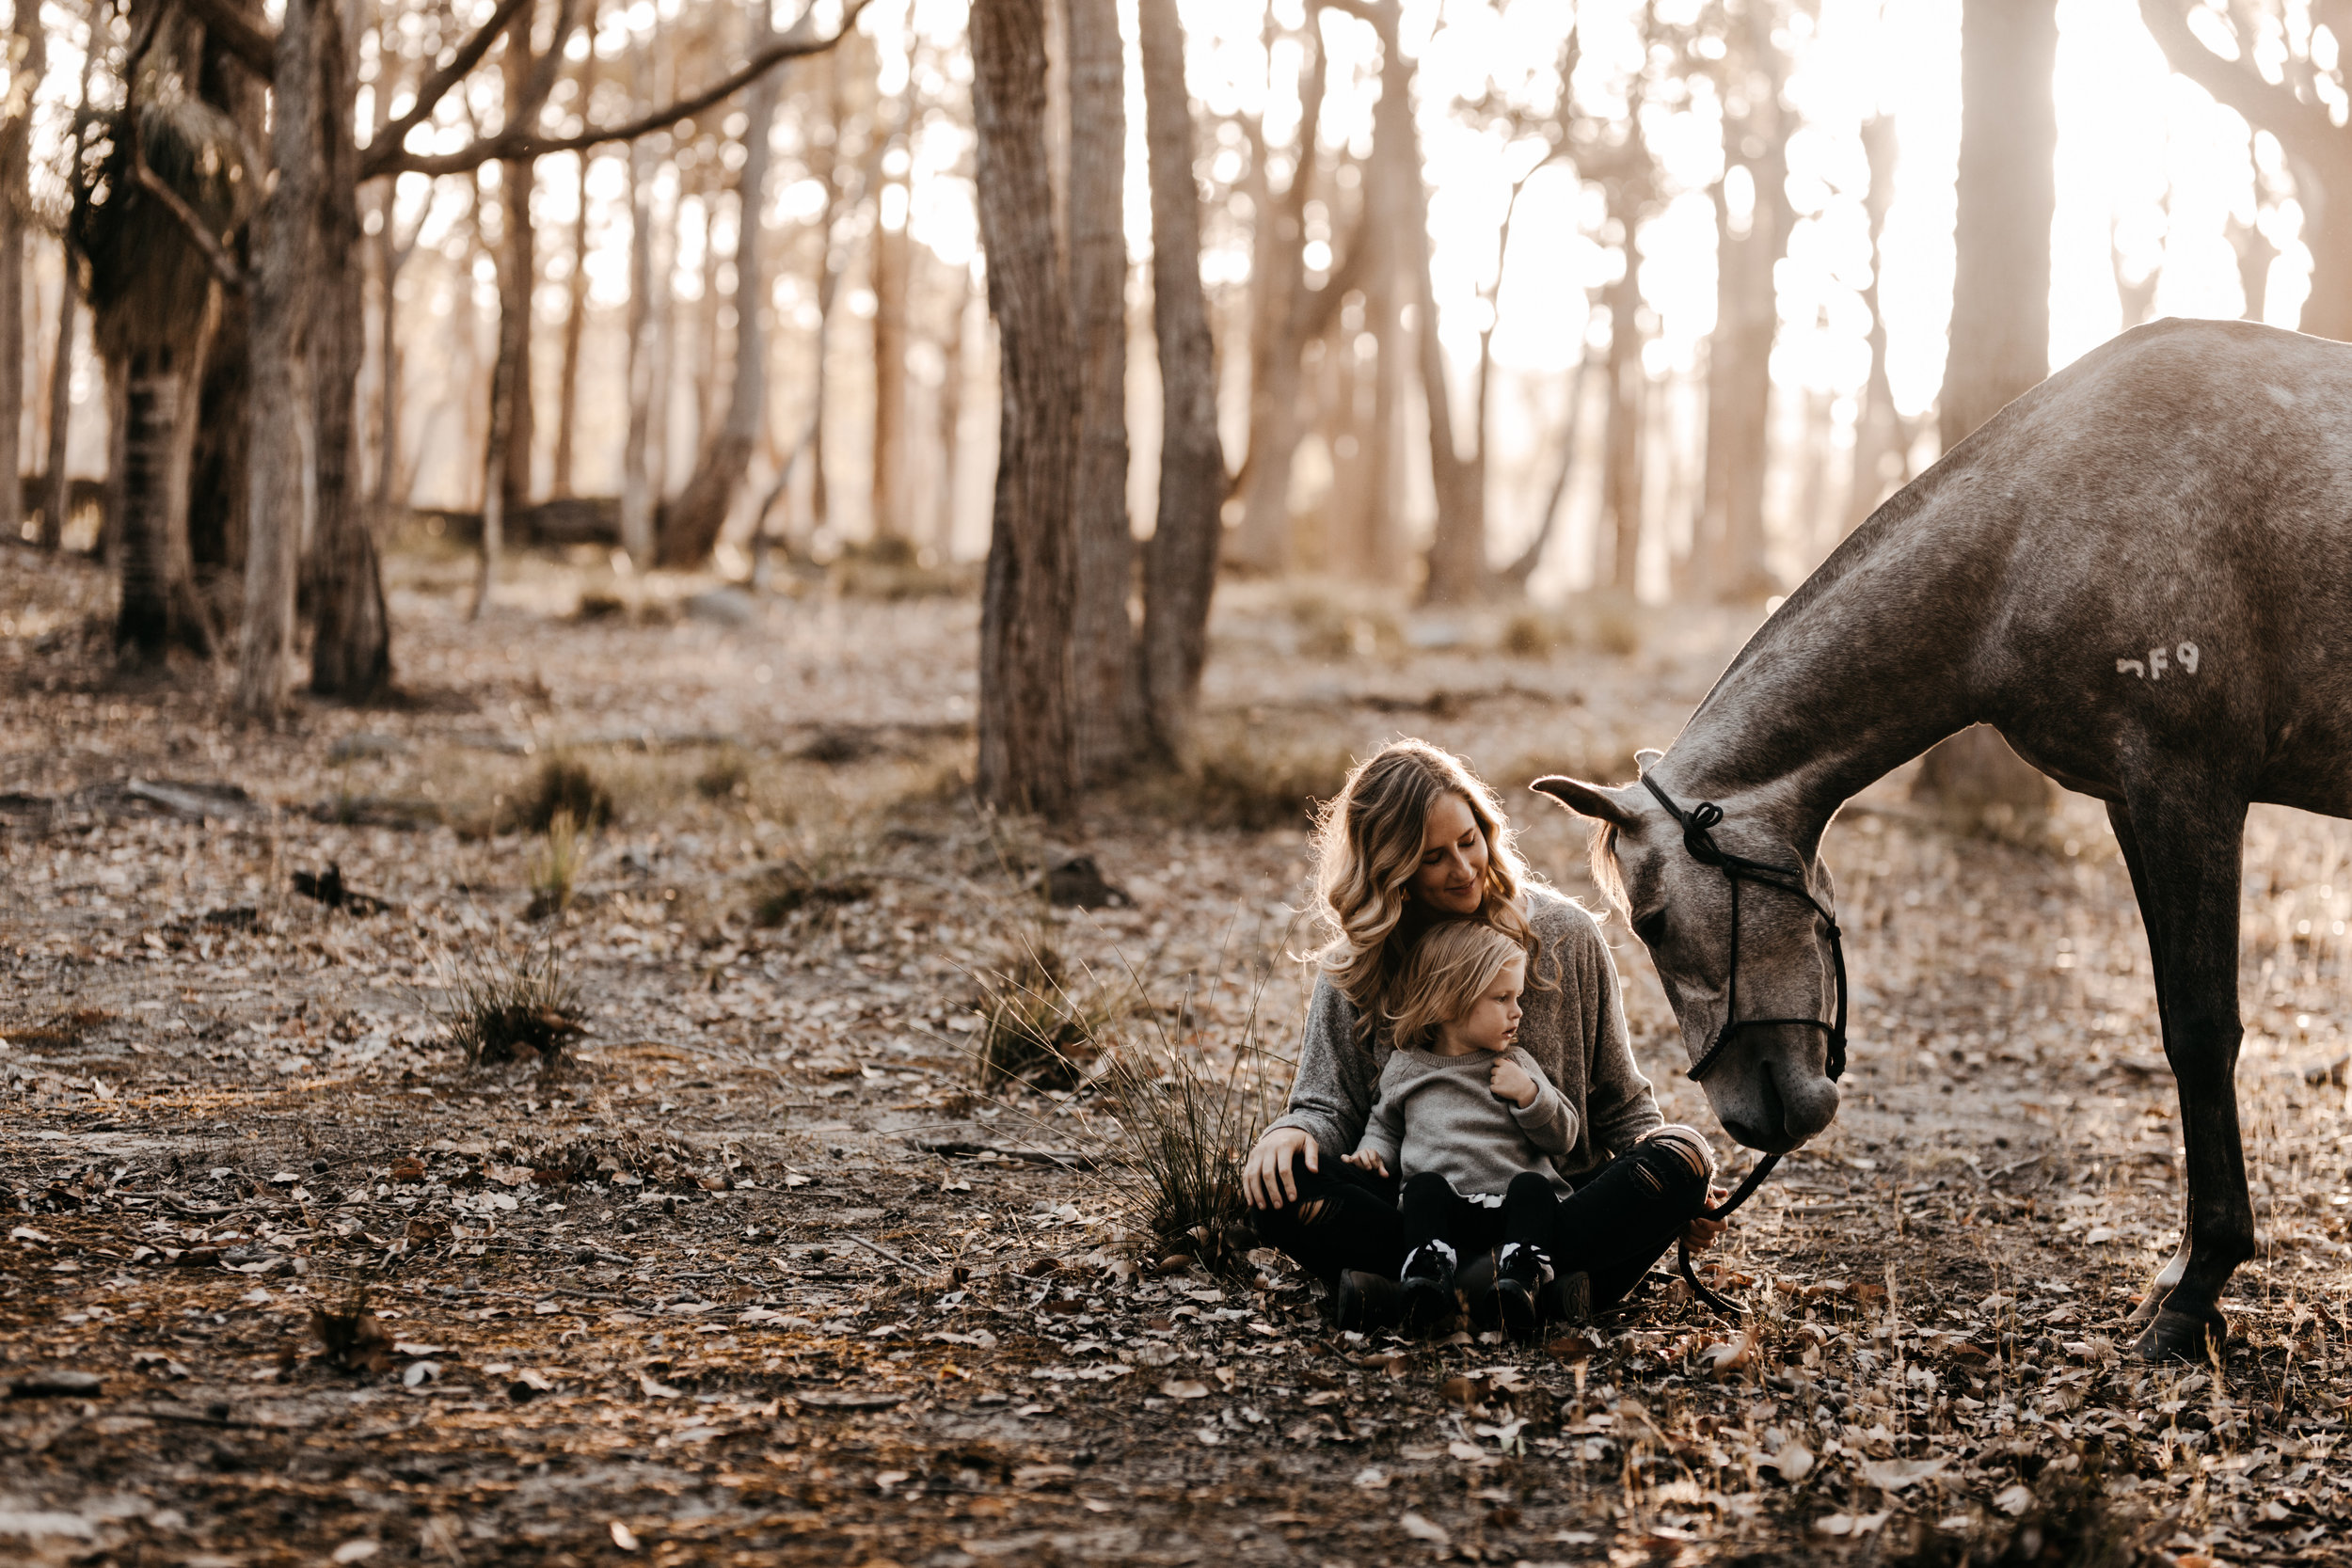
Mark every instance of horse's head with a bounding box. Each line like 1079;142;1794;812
1533;756;1842;1154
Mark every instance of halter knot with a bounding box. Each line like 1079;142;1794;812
1681;800;1727;864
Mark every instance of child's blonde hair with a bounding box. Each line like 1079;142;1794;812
1386;920;1527;1051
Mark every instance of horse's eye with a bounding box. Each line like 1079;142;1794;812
1634;911;1667;946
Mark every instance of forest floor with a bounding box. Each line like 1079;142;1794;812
2;543;2350;1568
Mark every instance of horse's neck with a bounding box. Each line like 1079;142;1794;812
1661;514;1983;834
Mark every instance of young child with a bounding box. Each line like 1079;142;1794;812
1343;920;1575;1330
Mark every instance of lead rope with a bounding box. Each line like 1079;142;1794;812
1634;773;1851;1320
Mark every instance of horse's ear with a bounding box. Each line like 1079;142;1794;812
1530;776;1641;829
1634;748;1664;771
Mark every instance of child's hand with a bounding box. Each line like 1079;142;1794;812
1489;1056;1538;1109
1341;1149;1390;1178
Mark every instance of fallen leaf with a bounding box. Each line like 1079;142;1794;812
1399;1512;1451;1545
1862;1457;1948;1491
1162;1378;1210;1400
330;1541;381;1564
638;1372;682;1399
1352;1466;1389;1489
1770;1441;1815;1481
610;1521;640;1552
1994;1483;2034;1516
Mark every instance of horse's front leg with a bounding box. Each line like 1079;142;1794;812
2106;803;2191;1331
2118;786;2254;1362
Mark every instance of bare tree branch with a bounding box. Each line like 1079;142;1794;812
2138;0;2347;174
362;0;537;178
364;0;877;180
181;0;278;79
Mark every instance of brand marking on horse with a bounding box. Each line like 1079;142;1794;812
2118;641;2201;680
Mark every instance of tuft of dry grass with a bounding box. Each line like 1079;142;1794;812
431;937;586;1069
750;858;877;926
973;943;1121;1091
526;809;589;921
518;757;613;833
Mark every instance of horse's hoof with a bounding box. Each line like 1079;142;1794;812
2123;1291;2163;1328
2130;1306;2229;1362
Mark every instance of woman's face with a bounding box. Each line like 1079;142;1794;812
1407;793;1490;915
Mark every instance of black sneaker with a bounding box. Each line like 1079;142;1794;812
1493;1243;1550;1336
1398;1243;1457;1333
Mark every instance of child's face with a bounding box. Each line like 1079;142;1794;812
1445;956;1525;1054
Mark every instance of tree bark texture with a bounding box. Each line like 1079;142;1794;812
116;327;217;664
1938;0;2056;450
307;0;390;699
238;0;321;712
1691;6;1793;603
653;0;778;568
1918;0;2057;816
1065;0;1137;781
0;1;35;543
972;0;1080;816
497;2;540;515
1136;0;1223;767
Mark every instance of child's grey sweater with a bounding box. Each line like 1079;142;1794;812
1352;1046;1579;1198
1266;886;1664;1183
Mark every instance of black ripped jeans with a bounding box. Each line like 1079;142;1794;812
1253;1127;1715;1312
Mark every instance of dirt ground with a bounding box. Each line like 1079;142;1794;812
4;546;2350;1567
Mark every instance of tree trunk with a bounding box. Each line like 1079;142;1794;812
1066;0;1136;782
1692;17;1793;604
1938;0;2057;450
117;333;217;664
1600;190;1646;596
618;42;660;563
553;151;593;497
497;3;538;515
931;261;972;551
237;0;320;712
0;1;33;545
1228;26;1326;578
1136;0;1223;767
871;107;910;543
972;0;1080;816
1917;0;2058;816
1372;1;1483;605
370;194;405;511
653;1;778;569
1844;115;1899;535
307;0;390;700
40;263;75;548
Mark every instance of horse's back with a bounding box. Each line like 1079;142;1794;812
1958;320;2352;811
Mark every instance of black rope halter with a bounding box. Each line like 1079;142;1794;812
1638;772;1849;1317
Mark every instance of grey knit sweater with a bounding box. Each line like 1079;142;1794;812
1266;886;1664;1184
1354;1045;1579;1198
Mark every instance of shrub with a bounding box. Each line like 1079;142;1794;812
519;758;612;833
1093;995;1282;1278
433;939;585;1068
973;944;1119;1091
1501;608;1571;658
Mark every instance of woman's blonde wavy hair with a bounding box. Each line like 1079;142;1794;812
1311;739;1540;1042
1386;920;1526;1052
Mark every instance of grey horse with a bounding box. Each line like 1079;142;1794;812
1535;316;2350;1362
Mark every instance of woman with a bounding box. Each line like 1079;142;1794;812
1242;739;1724;1323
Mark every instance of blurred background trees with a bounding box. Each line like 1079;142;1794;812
0;0;2337;807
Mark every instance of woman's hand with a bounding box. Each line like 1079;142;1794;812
1682;1183;1731;1250
1242;1126;1319;1211
1488;1056;1538;1109
1340;1149;1389;1178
